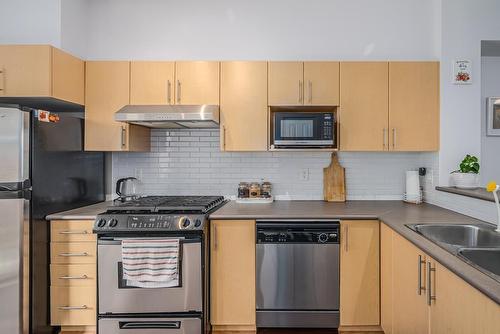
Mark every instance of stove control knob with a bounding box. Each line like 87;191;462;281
318;233;328;243
179;217;191;229
194;219;203;228
97;219;107;228
108;219;118;228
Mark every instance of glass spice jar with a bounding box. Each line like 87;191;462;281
249;182;261;198
261;181;272;198
238;182;249;198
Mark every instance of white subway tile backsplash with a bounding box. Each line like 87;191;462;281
112;129;430;200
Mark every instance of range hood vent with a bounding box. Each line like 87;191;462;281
115;105;220;129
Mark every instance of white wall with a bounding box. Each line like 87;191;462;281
84;0;440;60
439;0;500;186
0;0;61;46
60;0;88;58
481;57;500;184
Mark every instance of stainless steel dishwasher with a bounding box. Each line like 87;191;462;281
256;220;340;328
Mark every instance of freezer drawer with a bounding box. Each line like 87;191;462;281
99;317;201;334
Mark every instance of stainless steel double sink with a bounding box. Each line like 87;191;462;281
407;223;500;282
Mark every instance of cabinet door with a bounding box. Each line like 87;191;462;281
340;220;380;326
304;62;340;105
380;223;393;334
175;61;219;105
51;286;96;326
51;47;85;105
85;61;150;152
389;62;439;151
130;61;175;105
220;62;268;151
0;45;51;97
392;233;429;334
268;62;304;105
210;220;256;329
430;260;500;334
340;62;389;151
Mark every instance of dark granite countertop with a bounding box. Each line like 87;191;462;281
210;200;500;305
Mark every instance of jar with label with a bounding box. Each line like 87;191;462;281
261;181;272;198
238;182;249;198
249;182;261;198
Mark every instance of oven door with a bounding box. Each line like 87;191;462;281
273;112;334;147
99;316;201;334
98;237;202;314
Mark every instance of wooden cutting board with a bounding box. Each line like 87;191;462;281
323;153;346;202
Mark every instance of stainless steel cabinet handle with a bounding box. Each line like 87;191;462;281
167;80;172;104
298;80;302;103
427;262;436;305
344;225;348;252
308;80;312;103
59;275;88;280
59;230;89;235
418;255;426;295
0;69;4;92
121;126;126;148
392;128;397;149
221;125;226;151
58;305;88;310
383;128;387;149
177;80;181;103
59;252;89;257
214;224;218;250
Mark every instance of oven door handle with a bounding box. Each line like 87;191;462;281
119;321;181;329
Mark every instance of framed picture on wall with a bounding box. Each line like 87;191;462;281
487;97;500;136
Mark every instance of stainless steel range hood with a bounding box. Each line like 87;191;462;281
115;105;220;129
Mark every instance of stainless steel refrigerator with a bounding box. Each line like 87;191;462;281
0;107;105;334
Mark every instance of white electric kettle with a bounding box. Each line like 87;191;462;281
115;177;140;201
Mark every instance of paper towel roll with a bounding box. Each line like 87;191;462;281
406;171;420;196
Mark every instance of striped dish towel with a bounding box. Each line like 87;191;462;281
121;238;180;288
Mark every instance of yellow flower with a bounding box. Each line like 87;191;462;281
487;181;498;192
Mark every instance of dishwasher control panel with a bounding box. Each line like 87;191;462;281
256;222;340;244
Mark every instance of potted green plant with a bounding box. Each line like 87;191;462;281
450;154;480;189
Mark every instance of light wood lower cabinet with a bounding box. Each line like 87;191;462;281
220;61;268;151
382;223;500;334
210;220;256;331
340;220;380;328
50;220;96;331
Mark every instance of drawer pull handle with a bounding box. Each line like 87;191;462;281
58;305;88;310
59;230;89;235
59;275;88;280
59;252;89;257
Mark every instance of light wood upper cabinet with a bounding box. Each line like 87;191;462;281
85;61;150;152
304;62;340;106
340;62;389;151
220;62;268;151
0;45;84;105
340;220;380;327
268;62;304;105
389;62;439;151
392;231;429;334
210;220;256;330
175;61;219;105
130;61;175;105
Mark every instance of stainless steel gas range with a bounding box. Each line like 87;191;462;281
93;196;227;334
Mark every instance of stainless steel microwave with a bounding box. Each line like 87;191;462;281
271;109;336;149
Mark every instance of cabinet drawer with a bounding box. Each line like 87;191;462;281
51;220;96;242
51;264;96;287
51;286;96;326
51;242;96;264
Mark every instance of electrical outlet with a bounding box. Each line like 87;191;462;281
300;168;309;181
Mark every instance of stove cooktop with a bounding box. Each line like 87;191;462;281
107;195;227;214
